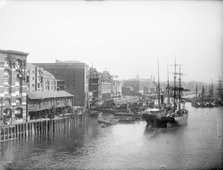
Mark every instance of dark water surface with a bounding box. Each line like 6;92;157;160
0;104;222;169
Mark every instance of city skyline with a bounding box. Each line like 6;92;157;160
0;1;222;82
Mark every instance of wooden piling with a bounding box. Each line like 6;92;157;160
0;113;80;142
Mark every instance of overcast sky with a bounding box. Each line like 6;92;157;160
0;0;222;82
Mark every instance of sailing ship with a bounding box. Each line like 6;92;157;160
142;59;189;128
191;82;218;108
191;84;200;108
142;61;168;127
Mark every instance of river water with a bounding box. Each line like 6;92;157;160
0;104;222;169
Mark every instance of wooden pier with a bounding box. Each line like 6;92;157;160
0;113;81;142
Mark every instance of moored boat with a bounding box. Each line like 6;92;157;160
143;59;189;128
89;111;102;117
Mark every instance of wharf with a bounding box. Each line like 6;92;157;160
0;112;81;142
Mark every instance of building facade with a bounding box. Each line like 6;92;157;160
0;50;28;124
88;67;100;106
89;69;121;105
99;71;113;100
26;64;57;92
28;90;73;120
42;70;57;91
26;63;43;91
111;75;122;98
34;60;89;106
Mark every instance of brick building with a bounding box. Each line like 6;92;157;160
26;63;57;92
34;60;89;106
0;49;28;124
42;70;57;91
26;63;43;91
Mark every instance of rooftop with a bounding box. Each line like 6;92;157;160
34;62;86;67
0;49;29;56
56;60;81;63
43;70;56;79
28;90;73;100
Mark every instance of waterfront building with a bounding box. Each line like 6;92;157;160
99;71;113;100
111;75;122;98
0;49;28;124
88;67;100;106
26;63;43;92
26;63;57;92
88;69;122;107
27;90;73;120
34;60;89;106
42;70;57;91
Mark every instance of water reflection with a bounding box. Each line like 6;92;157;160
0;104;222;169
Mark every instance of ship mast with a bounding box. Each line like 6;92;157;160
153;60;161;108
158;60;161;107
201;85;205;101
167;65;170;104
217;78;223;100
173;58;178;110
171;58;182;111
178;66;181;111
195;83;198;101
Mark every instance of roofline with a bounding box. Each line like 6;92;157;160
0;49;29;56
33;62;86;66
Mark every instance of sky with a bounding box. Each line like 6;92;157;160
0;0;222;82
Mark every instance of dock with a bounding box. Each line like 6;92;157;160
0;113;81;142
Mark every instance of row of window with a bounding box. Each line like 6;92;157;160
1;98;22;106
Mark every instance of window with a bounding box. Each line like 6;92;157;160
16;98;22;105
3;108;12;116
32;77;34;81
3;69;10;85
15;87;20;94
3;70;10;76
27;76;30;83
4;98;11;106
15;107;23;119
4;58;11;67
38;83;40;88
4;77;10;85
15;59;22;69
15;74;21;86
4;86;10;93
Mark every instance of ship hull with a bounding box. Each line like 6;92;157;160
143;113;188;128
173;113;188;126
